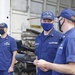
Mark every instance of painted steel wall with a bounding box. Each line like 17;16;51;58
10;0;75;39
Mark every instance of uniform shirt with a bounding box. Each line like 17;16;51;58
0;35;18;70
35;28;62;75
52;28;75;75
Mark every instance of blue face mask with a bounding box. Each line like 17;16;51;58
41;23;53;31
0;29;5;35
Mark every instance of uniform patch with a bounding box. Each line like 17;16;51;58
49;42;58;44
4;42;10;45
35;43;39;45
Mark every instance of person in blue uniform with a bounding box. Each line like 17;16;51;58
33;8;75;75
0;23;18;75
34;11;62;75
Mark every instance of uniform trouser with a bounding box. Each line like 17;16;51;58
0;70;13;75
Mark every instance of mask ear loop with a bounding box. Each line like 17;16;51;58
58;18;65;32
58;18;63;32
61;18;65;26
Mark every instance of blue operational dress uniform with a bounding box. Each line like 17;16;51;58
35;28;62;75
52;28;75;75
0;35;18;75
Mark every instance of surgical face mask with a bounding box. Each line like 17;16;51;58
41;23;53;31
0;29;5;35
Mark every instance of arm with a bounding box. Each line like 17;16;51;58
8;50;17;72
34;59;75;74
46;61;75;74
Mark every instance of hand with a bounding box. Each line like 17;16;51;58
8;66;14;73
36;59;48;67
33;60;38;65
33;59;48;72
40;67;48;72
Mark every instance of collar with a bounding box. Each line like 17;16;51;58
39;28;55;37
0;34;9;40
62;28;75;39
